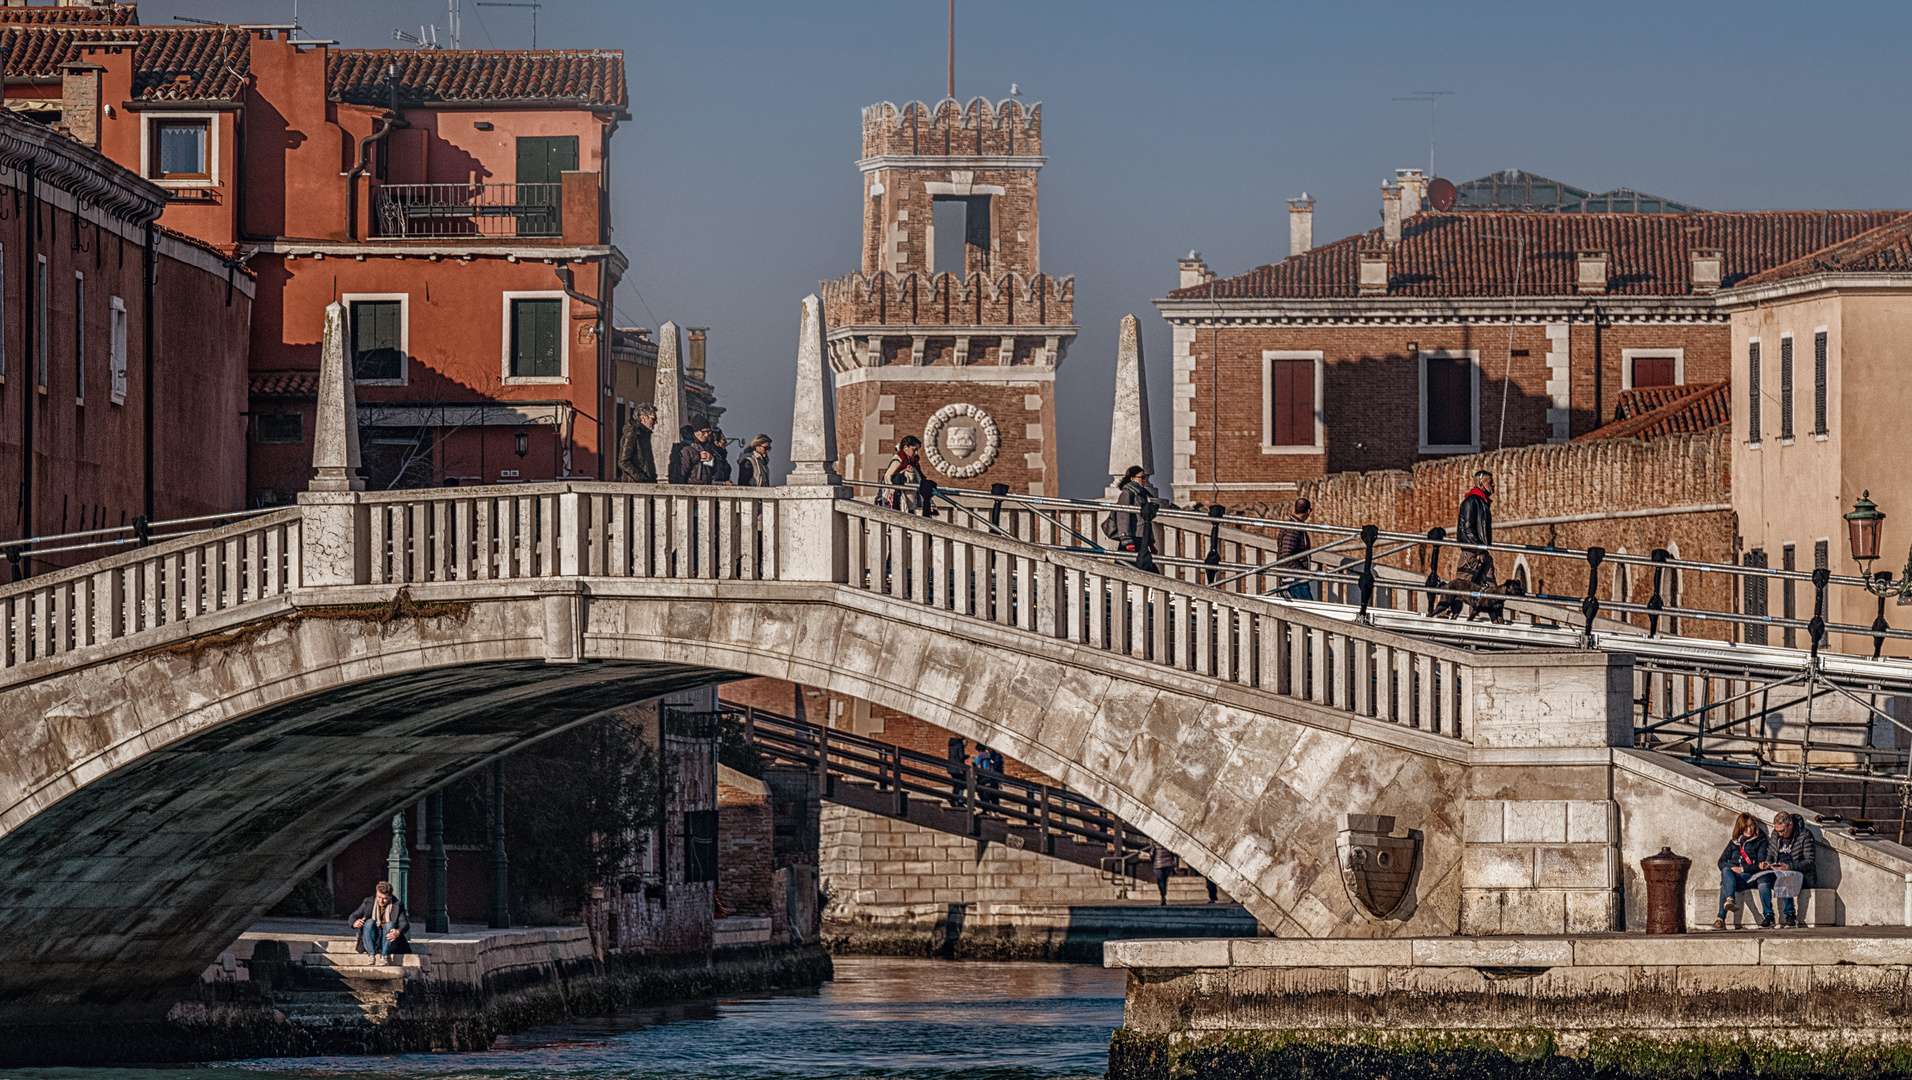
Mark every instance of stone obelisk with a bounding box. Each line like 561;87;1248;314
1105;313;1153;498
309;301;363;493
786;295;840;487
653;321;686;447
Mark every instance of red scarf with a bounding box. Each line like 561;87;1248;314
1467;486;1492;503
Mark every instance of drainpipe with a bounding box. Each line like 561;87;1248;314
343;67;408;241
143;222;157;524
18;164;34;577
555;260;607;479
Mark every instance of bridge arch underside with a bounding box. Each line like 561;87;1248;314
0;583;1472;1023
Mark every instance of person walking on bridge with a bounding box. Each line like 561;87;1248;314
1276;498;1315;601
1149;842;1178;907
1436;470;1498;619
736;435;775;487
621;402;658;483
350;881;410;966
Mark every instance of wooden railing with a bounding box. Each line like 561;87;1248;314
0;508;300;670
720;700;1150;863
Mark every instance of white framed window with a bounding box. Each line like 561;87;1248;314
1620;348;1684;390
1260;350;1324;453
1418;349;1480;454
141;113;218;186
109;296;127;405
501;291;569;384
73;271;84;403
35;254;47;389
343;293;408;385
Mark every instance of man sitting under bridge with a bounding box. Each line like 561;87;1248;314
349;882;410;966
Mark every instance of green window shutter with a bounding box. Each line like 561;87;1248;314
351;300;404;380
512;299;563;378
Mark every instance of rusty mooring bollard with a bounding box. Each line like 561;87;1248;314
1642;847;1692;934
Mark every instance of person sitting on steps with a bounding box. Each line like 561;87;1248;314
350;880;410;966
1713;813;1775;930
1764;812;1818;929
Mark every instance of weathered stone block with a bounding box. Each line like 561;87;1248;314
1413;937;1573;967
1535;844;1613;889
1104;938;1230;969
1504;801;1568;844
1461;845;1534;889
1463;800;1505;843
1231;938;1412;968
1565;800;1615;843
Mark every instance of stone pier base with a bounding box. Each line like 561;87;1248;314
1106;933;1912;1079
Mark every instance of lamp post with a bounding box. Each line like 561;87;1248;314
514;426;529;459
1845;492;1911;659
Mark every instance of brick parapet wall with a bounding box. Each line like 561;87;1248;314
861;98;1041;158
718;779;776;919
1221;430;1738;639
822;271;1073;329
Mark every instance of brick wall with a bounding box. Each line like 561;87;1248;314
1229;430;1738;638
1173;319;1730;504
718;772;776;919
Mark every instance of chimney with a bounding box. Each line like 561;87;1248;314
686;327;708;380
1395;169;1426;216
1690;248;1723;294
1178;251;1212;289
1288;194;1314;257
1358;248;1391;296
60;61;104;148
1575;249;1609;295
1381;183;1402;244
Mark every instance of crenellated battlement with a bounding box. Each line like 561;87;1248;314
822;269;1073;329
861;97;1042;159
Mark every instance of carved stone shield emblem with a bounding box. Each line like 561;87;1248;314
1336;814;1423;921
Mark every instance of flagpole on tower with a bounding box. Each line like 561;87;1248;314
947;0;955;99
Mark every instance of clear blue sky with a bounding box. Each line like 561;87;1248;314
162;0;1912;495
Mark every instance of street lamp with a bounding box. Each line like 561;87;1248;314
1846;492;1912;660
514;427;529;459
1846;492;1912;599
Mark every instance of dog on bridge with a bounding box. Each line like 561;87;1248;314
1429;572;1527;624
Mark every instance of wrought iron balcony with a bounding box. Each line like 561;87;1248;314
371;182;562;239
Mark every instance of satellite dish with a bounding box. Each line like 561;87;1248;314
1429;177;1458;212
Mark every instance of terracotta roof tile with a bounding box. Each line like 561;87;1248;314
1738;213;1912;286
327;49;627;109
0;25;250;101
0;4;138;25
249;371;318;398
0;28;624;109
1171;211;1907;301
1574;382;1728;443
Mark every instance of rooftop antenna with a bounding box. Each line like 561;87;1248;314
476;1;541;48
172;15;221;24
394;25;440;49
1391;89;1453;180
448;0;461;49
947;0;955;99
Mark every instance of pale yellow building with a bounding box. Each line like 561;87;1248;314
1720;213;1912;657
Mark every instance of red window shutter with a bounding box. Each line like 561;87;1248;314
1270;360;1314;446
1632;356;1677;387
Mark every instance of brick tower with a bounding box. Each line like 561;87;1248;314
823;97;1076;495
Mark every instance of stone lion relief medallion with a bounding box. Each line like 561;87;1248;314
1336;813;1423;922
923;403;1000;480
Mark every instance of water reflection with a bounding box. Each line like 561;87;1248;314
19;957;1126;1080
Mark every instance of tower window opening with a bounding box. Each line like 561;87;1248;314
931;195;990;277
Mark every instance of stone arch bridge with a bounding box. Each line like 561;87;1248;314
2;481;1910;1032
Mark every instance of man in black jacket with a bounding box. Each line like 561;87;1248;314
1437;470;1499;618
1764;812;1818;928
621;403;658;483
349;881;409;965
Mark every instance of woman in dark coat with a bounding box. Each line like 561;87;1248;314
1713;813;1773;930
349;881;410;965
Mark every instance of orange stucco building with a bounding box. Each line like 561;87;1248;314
0;5;628;499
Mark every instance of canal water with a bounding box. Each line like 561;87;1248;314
20;957;1126;1080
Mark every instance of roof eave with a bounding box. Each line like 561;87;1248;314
1715;272;1912;307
